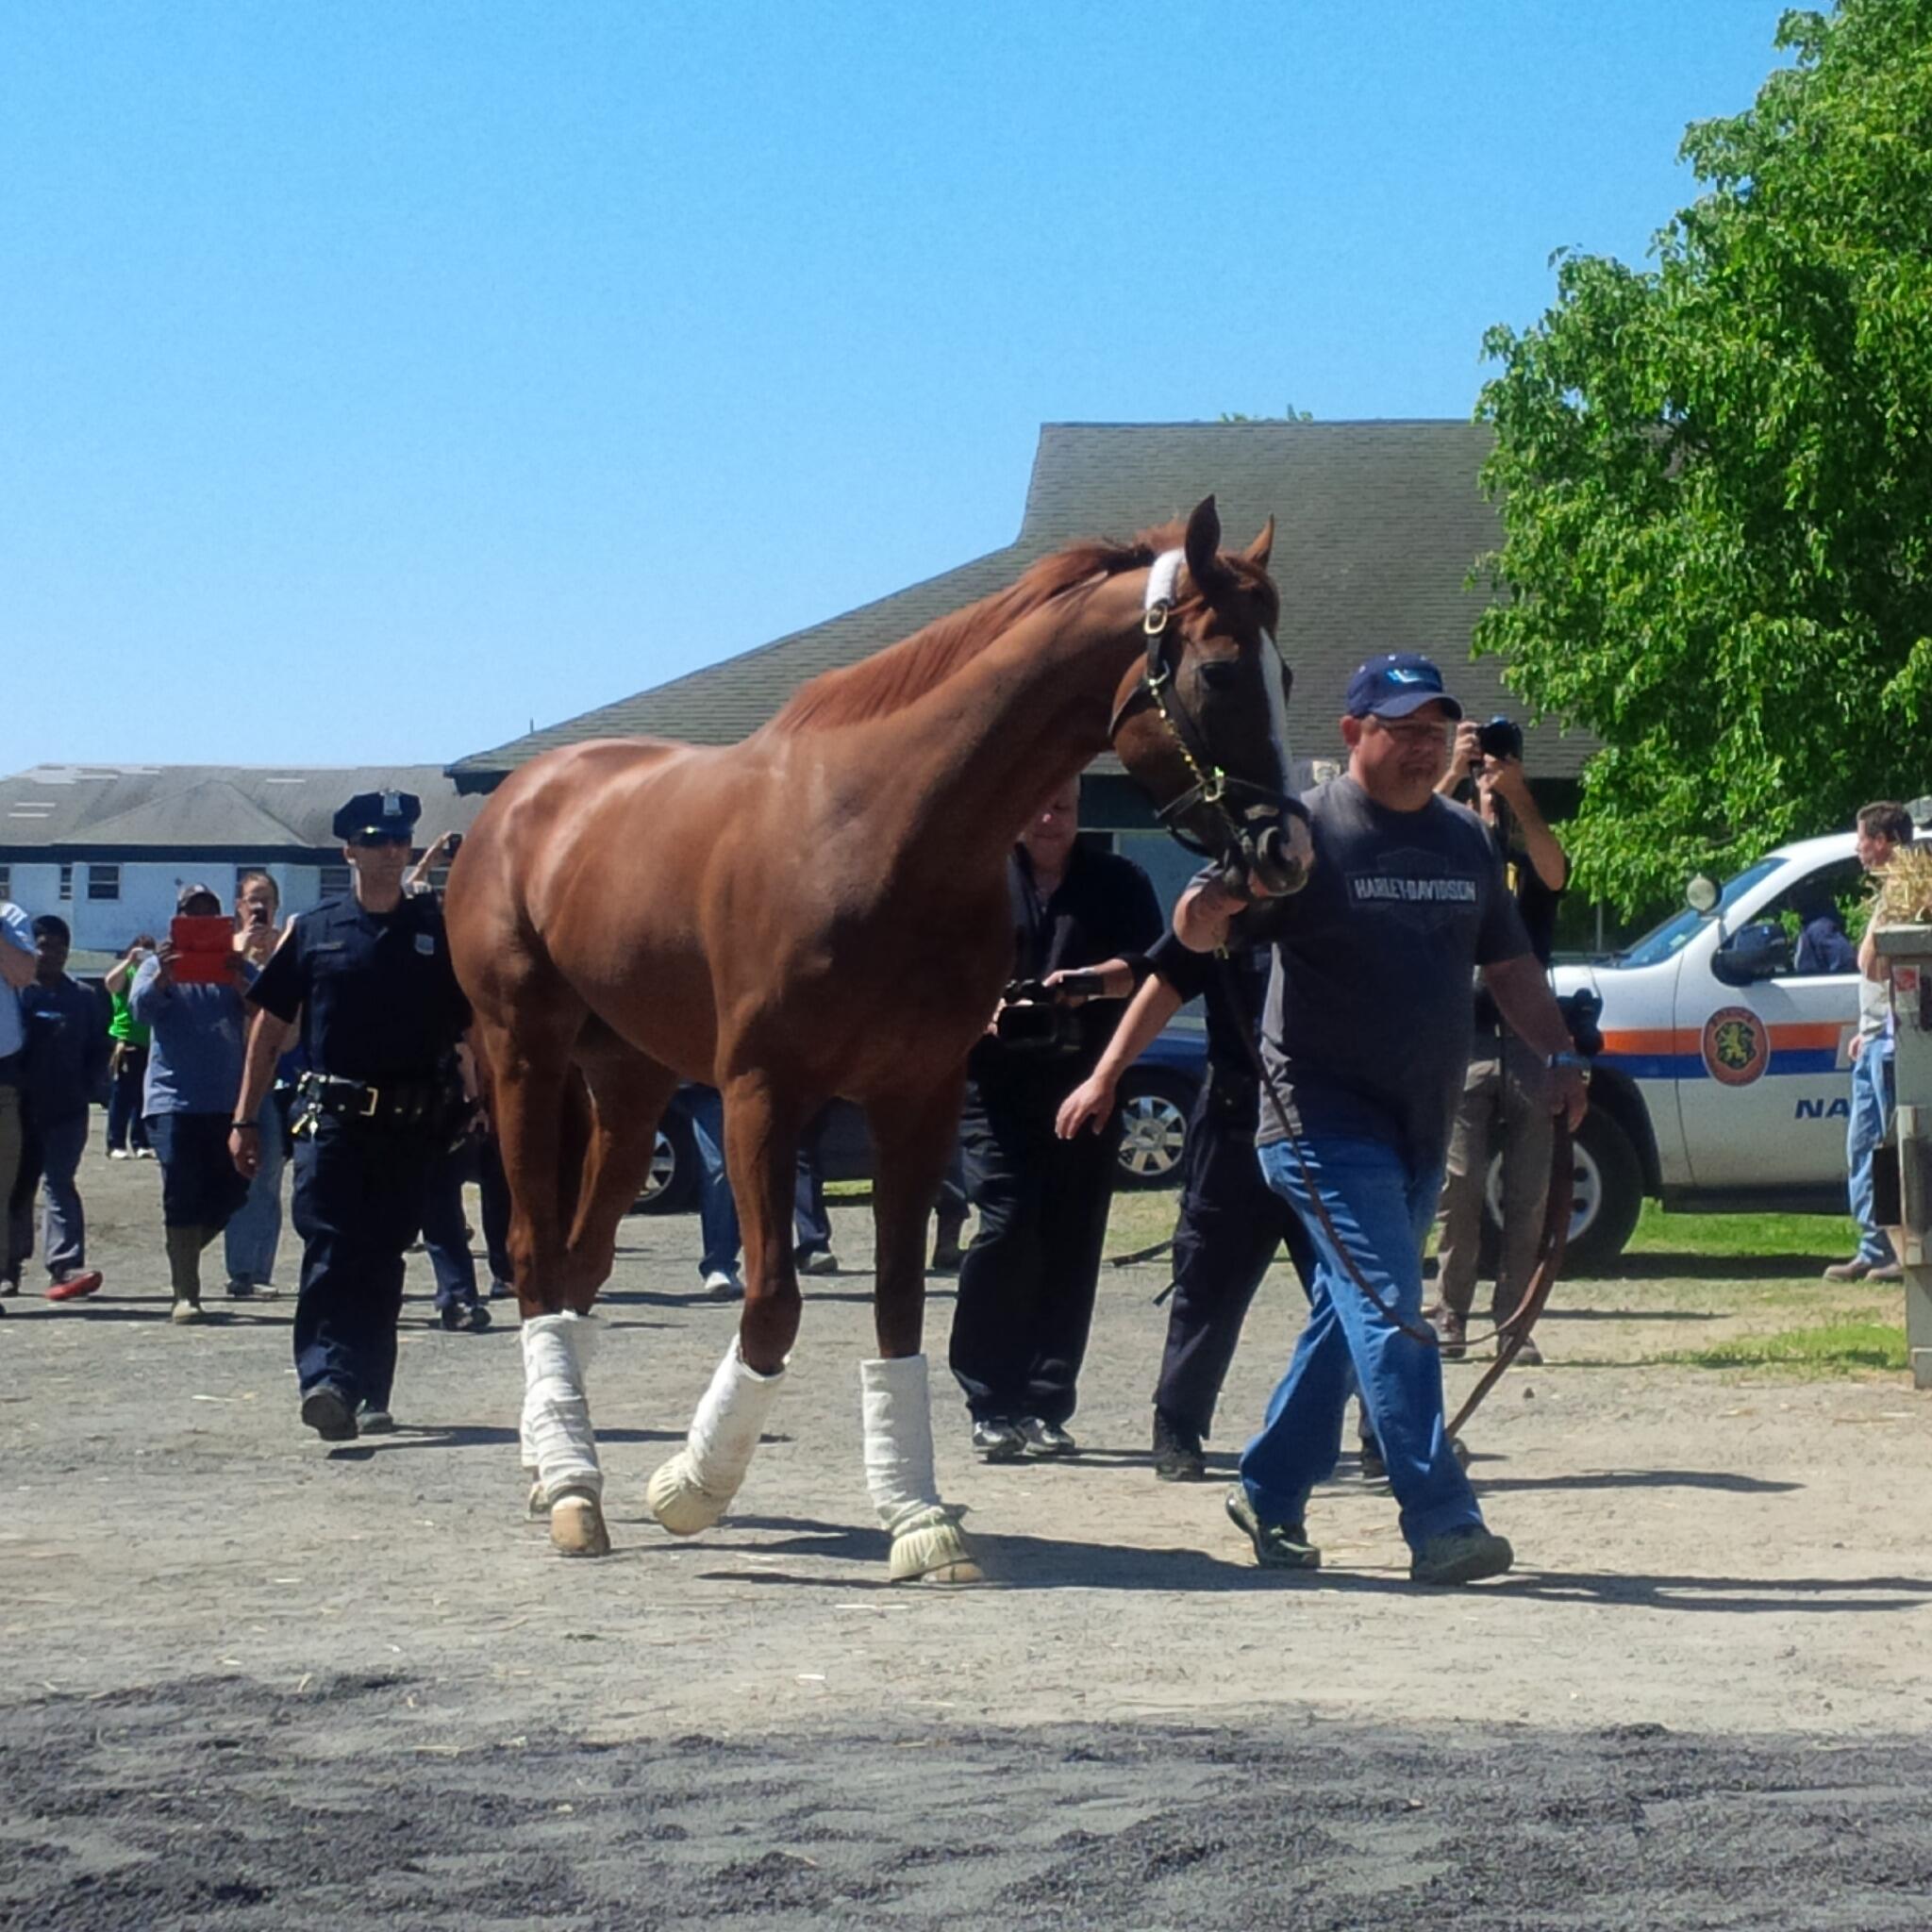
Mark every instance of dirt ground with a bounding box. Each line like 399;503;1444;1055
4;1155;1931;1929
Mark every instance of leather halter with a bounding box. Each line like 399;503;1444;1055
1108;549;1307;886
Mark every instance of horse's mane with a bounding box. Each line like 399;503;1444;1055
768;523;1184;735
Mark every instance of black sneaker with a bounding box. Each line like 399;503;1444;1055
1410;1524;1513;1586
1018;1417;1077;1457
1224;1489;1321;1571
971;1419;1026;1463
1152;1411;1206;1483
358;1403;396;1435
439;1300;492;1333
300;1383;358;1442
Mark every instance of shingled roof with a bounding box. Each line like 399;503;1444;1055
0;764;482;855
449;421;1591;788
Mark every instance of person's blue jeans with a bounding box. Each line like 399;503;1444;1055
1847;1041;1897;1267
223;1091;287;1289
8;1110;90;1278
686;1087;825;1282
1241;1135;1484;1553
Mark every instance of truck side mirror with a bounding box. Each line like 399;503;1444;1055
1712;920;1791;987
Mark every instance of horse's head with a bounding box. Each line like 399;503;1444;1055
1108;496;1312;898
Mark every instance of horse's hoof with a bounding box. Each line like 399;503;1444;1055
549;1490;610;1557
646;1453;731;1536
890;1508;983;1585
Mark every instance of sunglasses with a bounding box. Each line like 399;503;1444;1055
349;832;413;849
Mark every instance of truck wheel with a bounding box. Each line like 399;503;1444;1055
1561;1108;1643;1273
1480;1105;1643;1274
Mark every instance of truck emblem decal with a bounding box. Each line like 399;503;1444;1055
1703;1006;1770;1087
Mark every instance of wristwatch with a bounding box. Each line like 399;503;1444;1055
229;1119;259;1131
1545;1051;1591;1074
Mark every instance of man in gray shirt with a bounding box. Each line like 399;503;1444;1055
1177;653;1587;1586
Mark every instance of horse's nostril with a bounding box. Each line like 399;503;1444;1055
1199;660;1239;691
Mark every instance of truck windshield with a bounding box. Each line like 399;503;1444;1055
1615;858;1784;969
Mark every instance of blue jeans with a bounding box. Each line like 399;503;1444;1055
1847;1042;1897;1267
687;1088;826;1282
223;1091;287;1288
8;1110;90;1278
1241;1135;1484;1552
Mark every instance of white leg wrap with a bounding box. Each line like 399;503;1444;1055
861;1355;981;1584
860;1354;941;1534
521;1312;603;1507
646;1341;785;1535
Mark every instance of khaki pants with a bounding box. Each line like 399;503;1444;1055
1434;1033;1553;1321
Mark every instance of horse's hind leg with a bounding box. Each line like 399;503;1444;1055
477;1002;611;1558
862;1080;980;1584
646;1069;797;1537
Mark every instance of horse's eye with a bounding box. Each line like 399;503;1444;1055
1198;660;1241;692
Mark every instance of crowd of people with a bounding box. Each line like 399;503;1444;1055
2;654;1907;1589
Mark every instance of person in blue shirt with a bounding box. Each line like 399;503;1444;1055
130;886;254;1324
233;790;473;1442
5;916;110;1301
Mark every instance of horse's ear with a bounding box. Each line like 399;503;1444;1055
1245;516;1274;572
1184;496;1229;595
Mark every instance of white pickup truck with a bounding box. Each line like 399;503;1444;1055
1546;830;1870;1268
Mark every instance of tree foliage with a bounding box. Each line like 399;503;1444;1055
1474;2;1932;914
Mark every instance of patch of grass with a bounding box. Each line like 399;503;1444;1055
1624;1202;1859;1260
1665;1320;1907;1375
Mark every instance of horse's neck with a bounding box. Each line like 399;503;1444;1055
873;572;1146;874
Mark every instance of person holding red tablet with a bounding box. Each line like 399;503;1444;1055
129;885;252;1324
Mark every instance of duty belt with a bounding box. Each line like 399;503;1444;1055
294;1068;465;1138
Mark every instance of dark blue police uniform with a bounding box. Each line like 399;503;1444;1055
1147;926;1315;1468
247;791;471;1436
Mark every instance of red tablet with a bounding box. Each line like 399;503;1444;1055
170;914;235;985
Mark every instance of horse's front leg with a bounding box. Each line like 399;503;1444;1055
863;1082;981;1584
479;1012;610;1559
646;1071;797;1536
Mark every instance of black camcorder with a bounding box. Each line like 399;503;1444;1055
994;978;1083;1057
1478;715;1524;762
1557;987;1603;1058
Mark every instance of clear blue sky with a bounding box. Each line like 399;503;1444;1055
3;1;1793;777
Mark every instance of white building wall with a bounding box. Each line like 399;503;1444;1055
2;860;340;953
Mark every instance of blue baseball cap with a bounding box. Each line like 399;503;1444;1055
1344;652;1463;722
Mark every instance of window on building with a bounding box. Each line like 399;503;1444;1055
58;862;73;902
87;863;121;902
318;863;352;898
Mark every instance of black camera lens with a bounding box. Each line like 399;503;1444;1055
1477;716;1524;761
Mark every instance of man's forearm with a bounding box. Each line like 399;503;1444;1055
1091;975;1184;1086
1507;788;1569;893
1174;881;1240;953
235;1008;294;1123
1484;955;1573;1060
0;942;34;992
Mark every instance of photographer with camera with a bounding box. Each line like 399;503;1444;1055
948;777;1161;1461
223;872;291;1302
1428;715;1570;1362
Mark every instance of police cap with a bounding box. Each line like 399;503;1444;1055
332;788;422;844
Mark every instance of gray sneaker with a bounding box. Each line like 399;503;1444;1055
1018;1417;1077;1457
1410;1524;1514;1586
1224;1489;1321;1571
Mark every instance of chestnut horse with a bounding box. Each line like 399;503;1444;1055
444;496;1306;1576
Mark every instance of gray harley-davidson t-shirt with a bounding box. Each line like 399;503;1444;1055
1250;775;1530;1168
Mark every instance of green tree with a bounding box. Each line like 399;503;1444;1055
1474;1;1932;914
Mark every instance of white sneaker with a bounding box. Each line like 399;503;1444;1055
108;1148;131;1161
702;1269;743;1301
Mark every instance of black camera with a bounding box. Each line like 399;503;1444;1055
1557;987;1603;1058
994;978;1082;1057
1478;716;1524;762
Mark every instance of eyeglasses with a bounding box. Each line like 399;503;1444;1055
1362;715;1450;743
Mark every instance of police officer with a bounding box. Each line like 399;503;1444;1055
1058;916;1315;1481
232;791;472;1441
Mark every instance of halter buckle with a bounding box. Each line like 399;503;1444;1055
1143;601;1170;637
